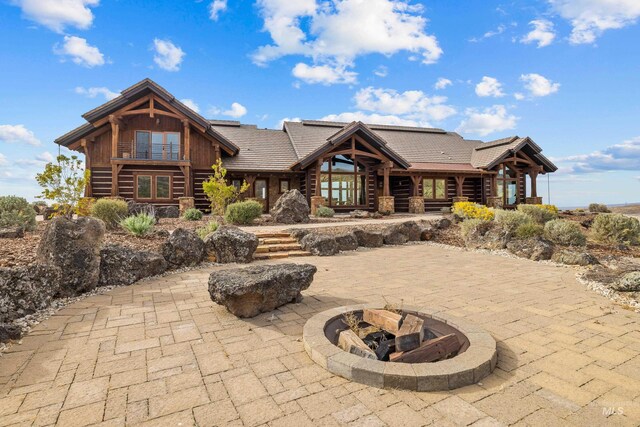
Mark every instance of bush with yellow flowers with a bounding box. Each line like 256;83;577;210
452;201;495;221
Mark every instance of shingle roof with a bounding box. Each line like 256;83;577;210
212;125;298;171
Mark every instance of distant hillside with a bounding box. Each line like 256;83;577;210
611;204;640;215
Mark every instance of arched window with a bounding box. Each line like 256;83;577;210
320;155;367;207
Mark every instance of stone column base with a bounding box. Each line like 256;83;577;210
408;196;425;214
452;196;469;203
310;196;326;216
486;196;503;209
525;197;543;205
179;197;195;215
378;196;395;215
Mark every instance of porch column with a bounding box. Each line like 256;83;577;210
109;115;119;158
245;175;256;196
408;175;424;214
516;171;522;204
378;163;394;214
182;120;191;161
81;139;92;197
525;169;543;204
311;158;326;215
214;145;221;163
453;176;468;203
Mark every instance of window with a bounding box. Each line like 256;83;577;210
135;131;181;160
320;155;367;207
496;164;518;206
231;179;243;190
423;178;447;200
137;175;152;199
136;174;172;200
279;179;290;193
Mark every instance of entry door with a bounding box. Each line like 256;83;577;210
254;179;269;212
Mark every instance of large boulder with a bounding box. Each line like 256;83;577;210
36;217;104;297
204;225;259;263
383;227;408;245
353;229;384;248
208;263;317;317
389;221;422;242
271;190;310;224
0;264;62;324
300;233;339;256
431;218;452;230
349;210;370;219
611;271;640;292
506;238;554;261
552;250;599;266
161;228;206;268
127;201;156;217
156;206;180;219
99;244;168;286
0;323;22;342
464;222;511;250
335;232;358;252
289;228;310;241
0;227;24;239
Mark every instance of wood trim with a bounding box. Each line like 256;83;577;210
119;108;183;120
422;177;448;201
183;120;191;161
112;158;191;167
81;139;92;197
111;163;123;196
455;176;466;197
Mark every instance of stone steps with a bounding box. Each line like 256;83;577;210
253;231;311;260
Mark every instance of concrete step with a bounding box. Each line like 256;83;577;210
254;232;291;238
262;243;302;252
253;250;312;260
259;237;298;245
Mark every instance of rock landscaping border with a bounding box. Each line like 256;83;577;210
303;303;497;391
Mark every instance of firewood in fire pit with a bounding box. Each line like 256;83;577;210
362;309;402;335
338;329;377;359
389;333;461;363
394;314;424;352
375;338;396;361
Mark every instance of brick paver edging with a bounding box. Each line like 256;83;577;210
303;303;498;391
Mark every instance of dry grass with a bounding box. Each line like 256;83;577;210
611;204;640;215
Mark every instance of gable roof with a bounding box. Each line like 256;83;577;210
55;79;239;154
471;136;557;172
292;121;411;169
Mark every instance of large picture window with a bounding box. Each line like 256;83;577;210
497;164;518;206
135;131;180;160
320;155;367;207
136;174;172;200
423;178;447;200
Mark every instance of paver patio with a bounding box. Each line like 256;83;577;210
1;243;639;426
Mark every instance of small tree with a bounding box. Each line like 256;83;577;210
35;154;89;218
202;159;249;215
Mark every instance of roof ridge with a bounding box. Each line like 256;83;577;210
283;122;301;160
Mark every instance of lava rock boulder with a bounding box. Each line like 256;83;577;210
353;229;384;248
208;263;317;317
270;189;310;224
161;228;206;268
99;244;168;286
204;225;259;263
335;232;358;252
506;238;554;261
300;233;339;256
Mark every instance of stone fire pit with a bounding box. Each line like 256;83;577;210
303;304;497;391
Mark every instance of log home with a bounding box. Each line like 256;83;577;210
55;79;557;214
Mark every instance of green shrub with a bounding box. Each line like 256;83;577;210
183;208;203;221
591;213;640;245
315;206;335;218
196;221;219;239
514;223;544;239
517;204;558;224
588;203;611;213
544;219;586;246
91;199;129;229
120;213;155;237
31;201;48;214
225;200;263;225
494;209;532;233
0;196;36;231
460;218;492;238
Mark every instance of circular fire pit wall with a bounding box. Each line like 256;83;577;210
303;304;497;391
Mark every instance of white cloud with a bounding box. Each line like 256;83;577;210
354;87;456;122
292;63;357;85
277;117;302;129
153;39;185;72
434;77;452;90
54;36;105;67
320;112;422;127
15;151;56;166
548;0;640;44
520;73;560;97
521;19;556;47
456;105;518;136
75;86;119;101
253;0;442;85
0;153;8;167
469;24;507;42
224;102;247;118
0;124;41;146
475;76;505;98
374;65;388;77
209;0;227;20
555;136;640;173
13;0;99;33
514;92;525;100
180;99;200;113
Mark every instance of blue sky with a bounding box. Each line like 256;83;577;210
1;0;639;207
